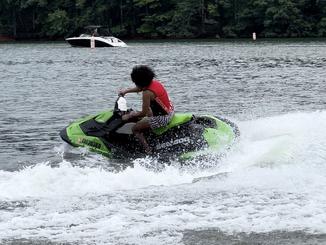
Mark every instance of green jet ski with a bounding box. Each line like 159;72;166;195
60;97;239;160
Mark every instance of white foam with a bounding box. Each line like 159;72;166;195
0;161;191;199
1;111;326;244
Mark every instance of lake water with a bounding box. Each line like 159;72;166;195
0;39;326;244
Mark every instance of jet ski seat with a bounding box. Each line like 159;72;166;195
153;113;193;135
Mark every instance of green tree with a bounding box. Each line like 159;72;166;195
162;0;203;38
1;0;325;39
263;0;311;37
131;0;174;37
317;1;326;36
44;10;70;37
234;0;269;37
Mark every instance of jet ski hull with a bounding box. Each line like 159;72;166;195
60;111;239;160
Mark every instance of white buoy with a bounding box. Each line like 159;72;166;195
252;32;256;41
91;36;95;48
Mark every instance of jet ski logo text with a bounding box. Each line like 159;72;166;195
155;137;191;150
78;138;102;149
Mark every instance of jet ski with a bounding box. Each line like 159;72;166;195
60;97;239;160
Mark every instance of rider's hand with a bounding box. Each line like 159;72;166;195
122;113;131;121
118;90;126;97
122;111;137;121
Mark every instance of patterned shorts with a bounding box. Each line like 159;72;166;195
149;112;175;129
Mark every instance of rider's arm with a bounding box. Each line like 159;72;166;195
139;90;152;117
119;87;142;96
125;90;153;119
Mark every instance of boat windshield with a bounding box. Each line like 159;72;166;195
80;34;91;37
83;26;112;37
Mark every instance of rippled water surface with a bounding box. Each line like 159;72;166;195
0;39;326;244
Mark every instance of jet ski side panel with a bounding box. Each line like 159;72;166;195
60;114;95;146
203;115;237;151
179;115;238;160
94;111;113;123
149;121;207;156
62;112;113;156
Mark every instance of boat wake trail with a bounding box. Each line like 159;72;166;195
232;110;326;169
1;111;326;199
1;111;326;244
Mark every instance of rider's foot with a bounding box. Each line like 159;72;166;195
145;147;153;155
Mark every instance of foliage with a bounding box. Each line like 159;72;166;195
44;10;70;37
0;0;325;39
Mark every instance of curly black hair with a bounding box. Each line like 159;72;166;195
131;65;155;88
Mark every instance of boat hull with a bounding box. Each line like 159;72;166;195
66;37;127;48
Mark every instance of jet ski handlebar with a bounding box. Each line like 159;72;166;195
114;96;136;120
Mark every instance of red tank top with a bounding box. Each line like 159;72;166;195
146;80;174;115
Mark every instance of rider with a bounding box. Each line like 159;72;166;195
119;65;174;153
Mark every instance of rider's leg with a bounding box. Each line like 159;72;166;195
132;118;152;153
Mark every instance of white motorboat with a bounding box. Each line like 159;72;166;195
66;26;127;48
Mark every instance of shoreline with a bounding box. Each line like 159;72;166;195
1;37;326;43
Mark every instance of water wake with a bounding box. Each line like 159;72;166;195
1;111;326;201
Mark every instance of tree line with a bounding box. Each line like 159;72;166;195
1;0;326;39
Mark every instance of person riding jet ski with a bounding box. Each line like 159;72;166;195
60;67;240;160
119;65;174;153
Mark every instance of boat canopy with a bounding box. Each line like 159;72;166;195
83;26;112;36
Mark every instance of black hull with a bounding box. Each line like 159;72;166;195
73;116;221;159
67;39;113;47
107;122;207;159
